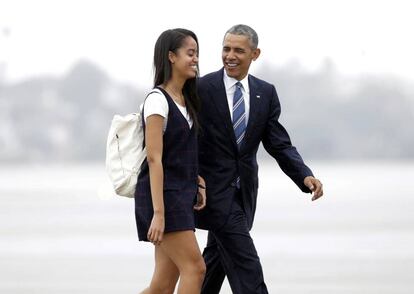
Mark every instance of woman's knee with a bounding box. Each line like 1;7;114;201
182;257;206;279
198;258;207;277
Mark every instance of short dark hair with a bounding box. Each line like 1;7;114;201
225;24;259;49
153;28;200;129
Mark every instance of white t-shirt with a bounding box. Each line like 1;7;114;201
143;89;193;132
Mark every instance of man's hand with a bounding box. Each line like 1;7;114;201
304;176;324;201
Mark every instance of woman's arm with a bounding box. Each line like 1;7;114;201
145;114;165;244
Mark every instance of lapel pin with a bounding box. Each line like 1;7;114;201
256;95;260;99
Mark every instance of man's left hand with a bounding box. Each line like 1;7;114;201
304;176;324;201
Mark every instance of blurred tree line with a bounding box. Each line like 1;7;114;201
1;59;413;163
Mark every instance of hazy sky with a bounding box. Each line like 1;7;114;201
1;0;413;88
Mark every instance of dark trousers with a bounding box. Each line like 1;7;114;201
201;193;268;294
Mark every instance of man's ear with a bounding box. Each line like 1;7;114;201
252;48;261;61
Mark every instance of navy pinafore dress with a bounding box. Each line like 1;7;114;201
134;87;198;241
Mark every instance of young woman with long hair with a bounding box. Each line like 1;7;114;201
135;28;206;294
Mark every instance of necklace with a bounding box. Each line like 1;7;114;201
165;85;185;106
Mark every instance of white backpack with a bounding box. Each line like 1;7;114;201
105;89;160;198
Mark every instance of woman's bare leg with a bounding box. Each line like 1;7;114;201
140;245;179;294
160;230;206;294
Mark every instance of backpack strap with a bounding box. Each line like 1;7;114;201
141;89;163;119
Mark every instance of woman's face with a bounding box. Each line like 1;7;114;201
170;36;198;80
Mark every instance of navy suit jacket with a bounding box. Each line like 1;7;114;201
195;68;314;230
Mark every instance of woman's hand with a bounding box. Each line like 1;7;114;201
147;211;165;245
194;176;206;211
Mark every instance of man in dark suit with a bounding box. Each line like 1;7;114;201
195;24;324;293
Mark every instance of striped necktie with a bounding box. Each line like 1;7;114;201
233;82;246;189
232;82;246;149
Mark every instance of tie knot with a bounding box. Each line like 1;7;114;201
236;82;242;89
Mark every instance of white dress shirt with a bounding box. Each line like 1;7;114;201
223;71;250;124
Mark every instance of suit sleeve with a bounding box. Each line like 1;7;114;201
261;85;313;193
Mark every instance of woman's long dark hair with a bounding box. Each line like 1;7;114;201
153;28;200;130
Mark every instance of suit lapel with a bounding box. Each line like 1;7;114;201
207;70;263;153
239;75;263;152
208;70;238;150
